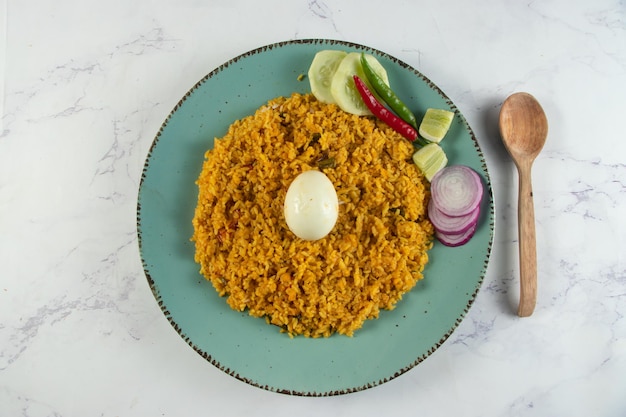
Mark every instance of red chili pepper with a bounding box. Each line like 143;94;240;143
352;75;420;143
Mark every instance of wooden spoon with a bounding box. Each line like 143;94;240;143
499;92;548;317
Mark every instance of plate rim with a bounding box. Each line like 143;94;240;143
137;38;495;396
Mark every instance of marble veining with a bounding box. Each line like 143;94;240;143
1;0;625;416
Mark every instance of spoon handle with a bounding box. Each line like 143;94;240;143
517;162;538;317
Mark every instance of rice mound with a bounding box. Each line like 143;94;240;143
192;93;434;337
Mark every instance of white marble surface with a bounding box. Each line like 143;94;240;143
1;0;625;415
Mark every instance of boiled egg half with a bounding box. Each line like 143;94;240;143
284;170;339;241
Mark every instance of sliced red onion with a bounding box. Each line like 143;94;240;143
436;224;477;247
428;198;479;235
430;165;483;217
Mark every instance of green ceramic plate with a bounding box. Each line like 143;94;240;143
137;39;494;396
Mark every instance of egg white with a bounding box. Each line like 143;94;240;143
284;170;339;241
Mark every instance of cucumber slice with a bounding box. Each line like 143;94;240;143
330;52;389;116
412;143;448;181
418;108;455;143
308;50;348;104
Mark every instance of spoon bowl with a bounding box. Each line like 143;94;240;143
499;92;548;317
500;93;548;160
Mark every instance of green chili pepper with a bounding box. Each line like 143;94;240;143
360;53;418;129
353;75;418;142
353;75;429;147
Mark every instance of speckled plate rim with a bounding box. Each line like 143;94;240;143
137;39;494;396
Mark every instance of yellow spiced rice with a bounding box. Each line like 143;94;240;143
192;93;434;337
